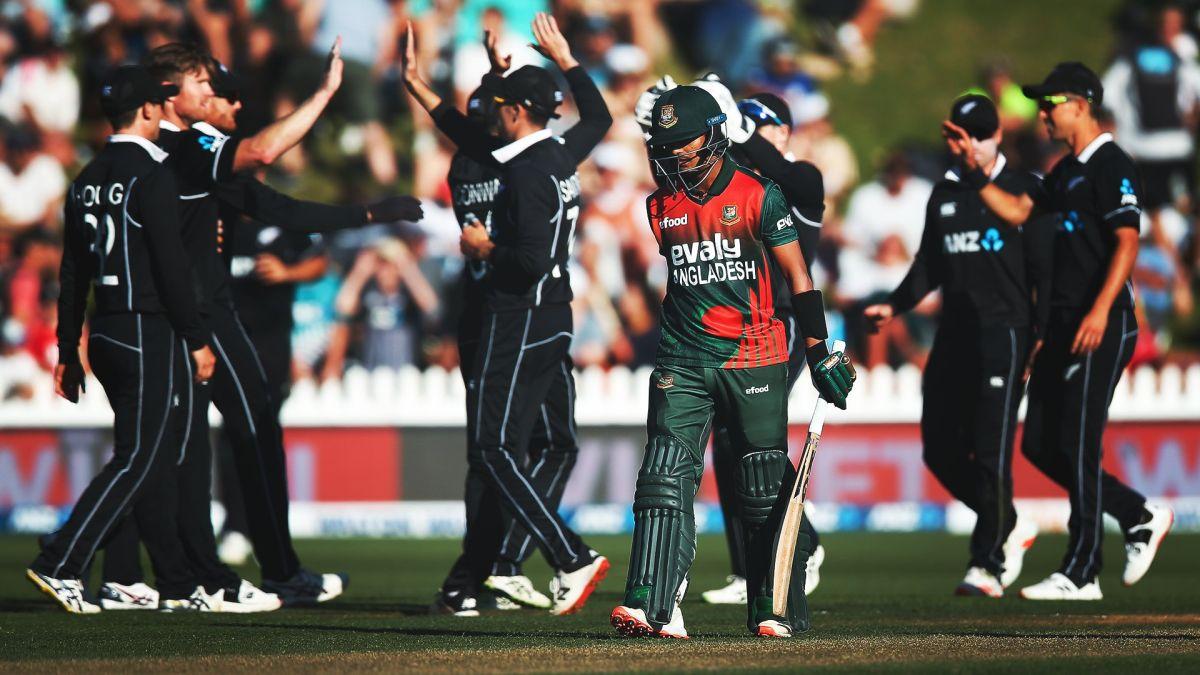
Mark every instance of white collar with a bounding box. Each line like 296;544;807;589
108;134;169;163
1076;132;1113;163
492;128;554;164
159;119;182;132
944;152;1008;182
191;121;228;138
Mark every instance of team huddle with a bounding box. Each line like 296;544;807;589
28;13;1172;639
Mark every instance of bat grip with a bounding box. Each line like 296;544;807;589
808;339;845;435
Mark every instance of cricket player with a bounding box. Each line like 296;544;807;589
28;65;215;613
402;16;611;614
945;62;1173;599
610;85;855;639
865;94;1046;597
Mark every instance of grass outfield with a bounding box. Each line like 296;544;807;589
0;532;1197;672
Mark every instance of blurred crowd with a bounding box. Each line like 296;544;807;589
3;0;1199;403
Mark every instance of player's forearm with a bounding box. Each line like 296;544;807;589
286;255;329;284
561;66;612;160
979;183;1033;227
220;179;368;232
233;86;334;171
405;75;443;114
1091;230;1139;314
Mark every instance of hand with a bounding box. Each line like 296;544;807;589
863;303;894;334
810;348;856;410
460;222;494;260
368;195;424;223
1024;338;1043;382
634;75;677;130
691;76;754;144
192;346;216;383
255;254;290;285
320;36;344;96
530;12;576;70
1072;308;1108;354
941;120;979;171
484;28;512;74
402;21;420;85
54;361;85;403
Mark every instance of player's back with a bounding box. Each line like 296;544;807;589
647;161;791;369
68;137;177;316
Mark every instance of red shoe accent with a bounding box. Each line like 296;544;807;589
560;558;609;615
611;606;653;638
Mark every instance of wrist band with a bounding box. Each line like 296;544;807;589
791;289;829;341
963;167;989;190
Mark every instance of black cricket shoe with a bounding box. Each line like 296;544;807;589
261;568;348;607
429;589;480;617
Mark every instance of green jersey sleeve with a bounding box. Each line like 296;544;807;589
759;182;798;248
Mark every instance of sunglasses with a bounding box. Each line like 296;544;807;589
1038;94;1089;112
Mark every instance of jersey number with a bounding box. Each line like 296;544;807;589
84;212;120;286
551;205;580;279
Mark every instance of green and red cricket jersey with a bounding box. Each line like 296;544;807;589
646;158;797;369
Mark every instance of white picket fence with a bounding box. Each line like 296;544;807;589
2;362;1198;428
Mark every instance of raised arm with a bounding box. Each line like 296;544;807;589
531;12;613;162
943;121;1035;226
231;37;343;172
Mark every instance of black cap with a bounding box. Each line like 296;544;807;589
494;65;563;120
210;61;241;102
741;92;792;129
648;85;726;146
1021;61;1103;105
949;94;998;140
468;74;502;123
100;65;178;118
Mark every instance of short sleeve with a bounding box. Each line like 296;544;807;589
1094;153;1142;231
760;182;799;248
179;130;241;188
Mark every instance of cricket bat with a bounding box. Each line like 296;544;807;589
771;339;844;617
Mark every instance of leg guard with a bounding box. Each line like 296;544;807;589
736;449;811;634
624;435;699;627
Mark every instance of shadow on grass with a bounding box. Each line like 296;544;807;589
0;598;64;613
221;622;621;640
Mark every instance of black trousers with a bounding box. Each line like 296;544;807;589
713;315;818;579
921;321;1027;576
32;313;196;598
1023;308;1146;585
217;320;293;539
104;304;302;585
442;304;586;595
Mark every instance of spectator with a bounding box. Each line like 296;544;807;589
0;125;66;231
327;237;439;372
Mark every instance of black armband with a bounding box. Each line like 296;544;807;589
963;167;990;190
791;289;828;341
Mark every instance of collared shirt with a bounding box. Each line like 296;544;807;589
491;128;554;164
1033;132;1141;311
108;134;168;163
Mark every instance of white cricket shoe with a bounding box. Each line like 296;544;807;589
160;585;223;612
485;575;552;609
660;578;689;639
549;554;609;616
756;619;792;638
1001;515;1038;587
99;582;160;610
1123;503;1174;586
611;578;689;639
477;592;521;610
26;569;101;614
805;545;826;596
217;531;254;567
1019;573;1102;601
701;575;746;604
955;567;1003;598
216;579;282;613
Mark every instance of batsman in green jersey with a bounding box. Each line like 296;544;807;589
610;86;855;639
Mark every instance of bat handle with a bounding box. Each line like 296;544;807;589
808;340;843;434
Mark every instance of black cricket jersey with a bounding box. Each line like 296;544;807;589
888;154;1046;329
488;130;583;310
57;135;209;359
448;151;503;305
157;120;241;313
733;134;825;321
1033;133;1142;311
228;217;325;332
